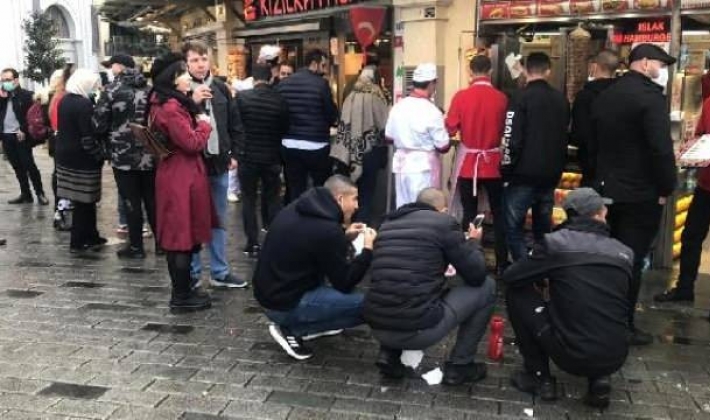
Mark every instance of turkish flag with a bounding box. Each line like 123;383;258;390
349;7;386;50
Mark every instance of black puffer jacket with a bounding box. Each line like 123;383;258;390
364;203;487;331
235;84;290;165
590;71;677;202
276;69;338;143
504;218;632;372
500;80;570;187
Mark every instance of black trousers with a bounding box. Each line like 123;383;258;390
678;187;710;292
113;169;157;250
167;251;192;298
238;162;282;248
506;284;623;379
354;146;388;225
459;178;508;270
1;133;44;197
71;202;99;249
607;200;664;327
281;145;332;202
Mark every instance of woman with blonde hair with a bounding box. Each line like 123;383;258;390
56;69;106;253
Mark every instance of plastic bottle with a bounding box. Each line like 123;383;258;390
488;315;505;361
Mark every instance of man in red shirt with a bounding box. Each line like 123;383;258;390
655;96;710;311
445;55;509;274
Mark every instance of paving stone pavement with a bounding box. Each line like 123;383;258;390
0;152;709;419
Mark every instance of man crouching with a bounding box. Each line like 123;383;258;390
364;188;496;385
504;188;632;408
253;175;376;360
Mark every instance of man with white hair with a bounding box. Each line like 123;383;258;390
385;63;450;208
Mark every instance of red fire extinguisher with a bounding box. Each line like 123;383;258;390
488;315;505;361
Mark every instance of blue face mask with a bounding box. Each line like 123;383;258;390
2;82;16;92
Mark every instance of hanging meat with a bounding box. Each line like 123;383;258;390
566;25;591;103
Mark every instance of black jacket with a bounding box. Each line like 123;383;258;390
500;80;570;187
194;76;244;175
363;203;487;331
504;218;632;371
56;94;104;171
590;71;677;202
253;187;372;311
0;87;34;135
235;84;290;165
276;69;338;143
571;78;616;185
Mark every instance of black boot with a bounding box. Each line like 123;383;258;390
167;251;211;313
442;361;487;386
8;195;33;204
510;370;557;401
584;376;611;409
117;246;146;260
375;346;407;379
36;194;50;206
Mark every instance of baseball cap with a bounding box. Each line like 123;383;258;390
628;44;676;65
562;188;612;217
101;54;136;69
412;63;437;83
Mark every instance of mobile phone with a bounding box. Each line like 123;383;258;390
472;214;486;229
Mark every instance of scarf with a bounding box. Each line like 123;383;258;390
330;80;389;181
191;73;220;155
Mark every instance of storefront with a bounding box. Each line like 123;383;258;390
235;0;394;105
476;0;710;269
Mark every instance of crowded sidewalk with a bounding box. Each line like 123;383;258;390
0;153;708;419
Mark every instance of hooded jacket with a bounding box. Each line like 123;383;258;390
253;187;372;311
590;71;677;202
92;69;153;171
500;80;570;187
364;202;487;331
504;217;632;371
571;78;616;185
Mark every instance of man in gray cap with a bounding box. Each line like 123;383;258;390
504;187;633;408
590;43;677;346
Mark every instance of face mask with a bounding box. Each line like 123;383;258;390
2;82;16;92
653;67;669;88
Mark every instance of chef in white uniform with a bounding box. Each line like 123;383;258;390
386;63;451;208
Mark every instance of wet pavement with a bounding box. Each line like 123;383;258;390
0;152;709;419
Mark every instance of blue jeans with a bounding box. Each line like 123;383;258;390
265;286;365;337
191;172;230;279
504;184;555;261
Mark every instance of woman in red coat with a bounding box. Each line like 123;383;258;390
149;53;216;312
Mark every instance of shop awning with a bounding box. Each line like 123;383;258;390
97;0;216;25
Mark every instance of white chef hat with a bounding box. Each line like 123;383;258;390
258;45;281;63
412;63;437;83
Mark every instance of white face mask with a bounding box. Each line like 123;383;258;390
653;67;669;88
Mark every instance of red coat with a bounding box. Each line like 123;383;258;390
150;97;216;251
445;77;508;179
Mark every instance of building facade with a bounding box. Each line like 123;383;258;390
1;0;101;82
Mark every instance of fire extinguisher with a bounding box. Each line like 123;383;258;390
488;315;505;361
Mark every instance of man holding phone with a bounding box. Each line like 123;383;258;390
364;188;495;385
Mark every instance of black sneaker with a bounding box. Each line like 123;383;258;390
442;362;487;386
8;195;33;204
210;273;248;289
36;195;49;206
584;376;611;409
170;290;212;313
190;275;202;290
87;237;108;251
510;370;558;401
375;346;406;379
628;327;653;346
653;288;694;303
268;324;313;360
0;238;7;246
117;246;146;260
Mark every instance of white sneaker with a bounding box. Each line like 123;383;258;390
228;193;240;203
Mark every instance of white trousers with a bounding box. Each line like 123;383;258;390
395;171;433;208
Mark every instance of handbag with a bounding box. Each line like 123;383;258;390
129;114;173;161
